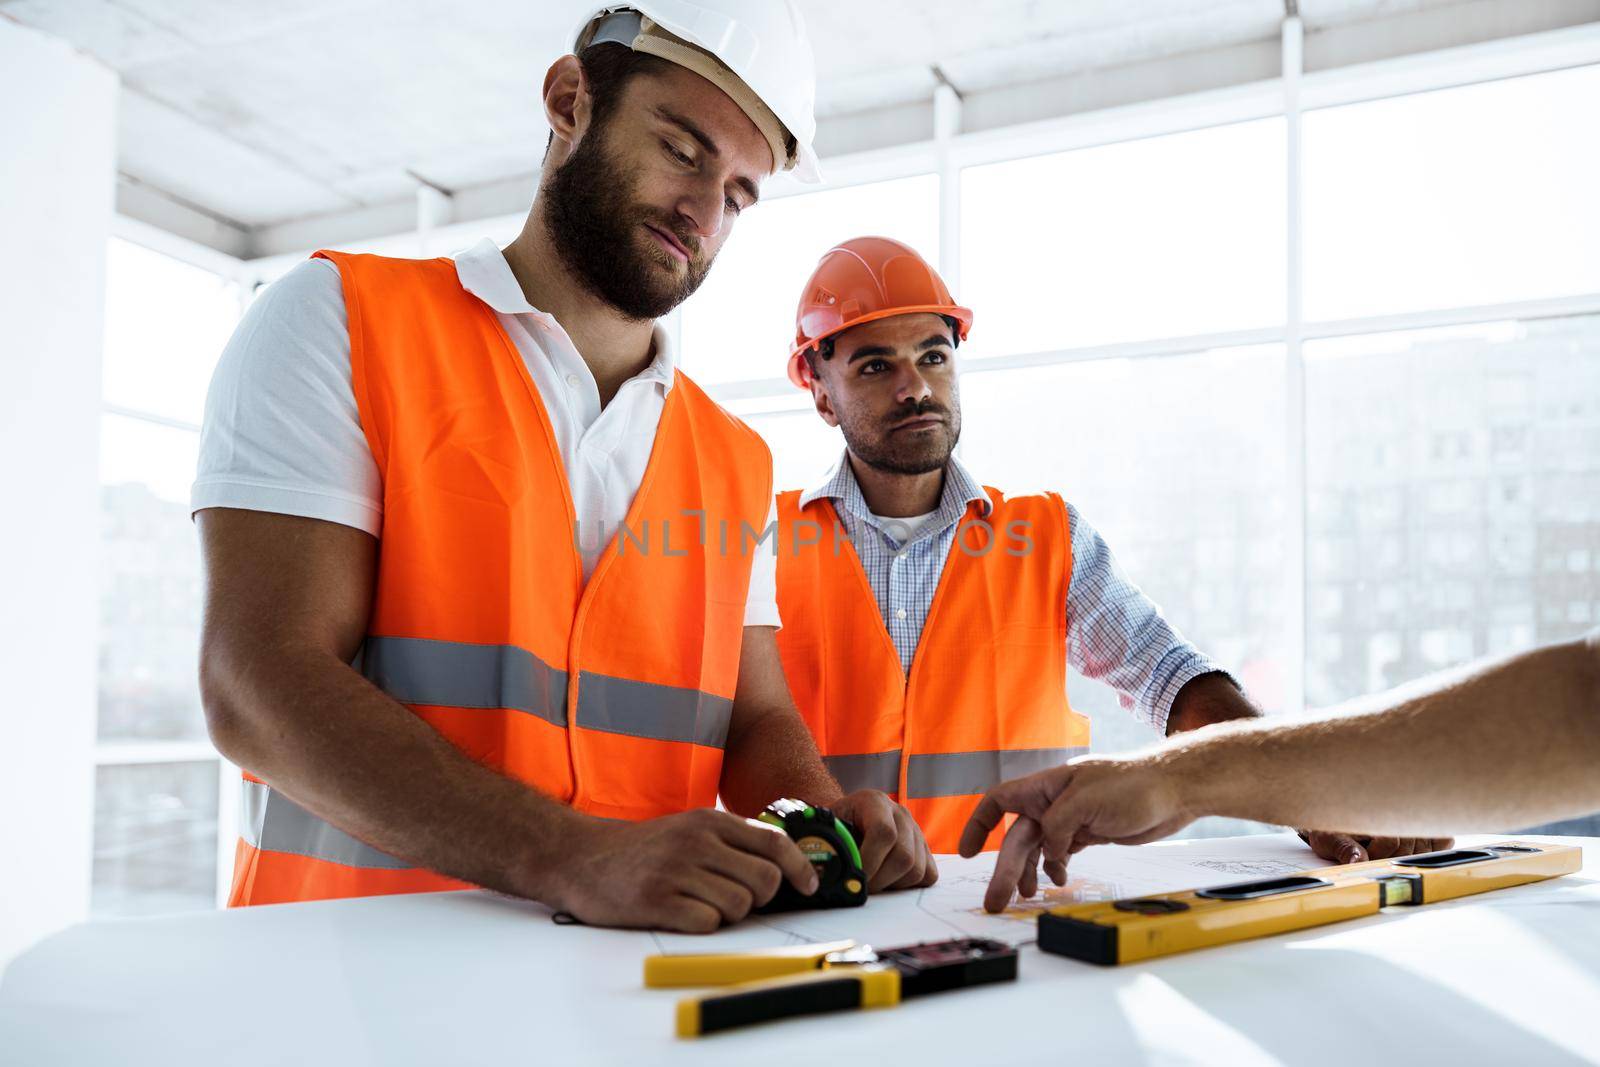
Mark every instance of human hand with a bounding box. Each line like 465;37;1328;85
830;789;939;891
958;755;1195;913
547;808;819;932
1297;830;1455;866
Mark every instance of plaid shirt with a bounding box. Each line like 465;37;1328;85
797;452;1226;734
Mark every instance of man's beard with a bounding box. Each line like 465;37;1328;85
542;129;713;321
840;396;962;476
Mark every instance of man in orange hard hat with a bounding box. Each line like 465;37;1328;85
191;5;931;934
774;236;1449;908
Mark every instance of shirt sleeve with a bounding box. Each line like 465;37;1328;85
742;498;781;629
1065;502;1231;735
190;258;384;535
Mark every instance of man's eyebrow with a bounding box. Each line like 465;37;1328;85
653;106;761;206
846;345;893;363
846;336;952;363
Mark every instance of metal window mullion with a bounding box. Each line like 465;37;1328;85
705;326;1293;404
92;741;219;765
1303;292;1600;340
100;404;203;435
1284;12;1309;717
707;280;1600;409
935;76;963;461
956;327;1289;375
934;79;963;302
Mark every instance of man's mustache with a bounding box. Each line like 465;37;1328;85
885;399;952;430
645;214;703;261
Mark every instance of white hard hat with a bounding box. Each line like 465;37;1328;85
571;2;822;184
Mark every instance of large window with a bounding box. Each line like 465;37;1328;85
960;345;1292;724
1306;316;1600;705
1299;68;1600;833
92;762;219;917
961;118;1286;356
97;416;206;743
679;174;939;384
733;396;846;494
1303;65;1600;321
94;237;239;916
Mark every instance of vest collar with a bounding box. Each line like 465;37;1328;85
453;238;677;392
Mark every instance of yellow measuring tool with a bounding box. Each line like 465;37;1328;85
646;937;1018;1037
1039;841;1581;966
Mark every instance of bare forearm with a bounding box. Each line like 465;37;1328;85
719;626;843;815
719;705;842;816
203;640;586;902
1170;636;1600;834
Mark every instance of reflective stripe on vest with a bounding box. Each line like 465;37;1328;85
241;779;413;871
358;636;734;747
237;779;629;875
824;747;1091;799
360;636;567;727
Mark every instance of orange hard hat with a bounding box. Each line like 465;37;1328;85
788;235;973;388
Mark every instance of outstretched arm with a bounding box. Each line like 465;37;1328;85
1171;633;1600;833
961;633;1600;912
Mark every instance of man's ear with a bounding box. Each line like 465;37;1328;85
812;378;840;429
543;55;589;151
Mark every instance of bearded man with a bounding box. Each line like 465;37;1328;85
191;4;932;932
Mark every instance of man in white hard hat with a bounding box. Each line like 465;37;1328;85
192;2;933;933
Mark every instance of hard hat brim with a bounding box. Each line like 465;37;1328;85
788;303;974;388
571;4;821;182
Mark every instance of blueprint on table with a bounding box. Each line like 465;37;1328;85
648;833;1320;956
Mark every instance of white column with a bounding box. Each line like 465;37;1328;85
1283;13;1308;716
0;20;118;967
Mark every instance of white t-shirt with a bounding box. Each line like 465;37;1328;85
867;509;940;544
191;238;780;627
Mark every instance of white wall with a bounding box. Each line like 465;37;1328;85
0;17;117;969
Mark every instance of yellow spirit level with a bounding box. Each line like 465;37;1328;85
646;937;1017;1037
1039;841;1581;966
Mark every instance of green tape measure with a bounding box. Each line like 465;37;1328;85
753;798;867;913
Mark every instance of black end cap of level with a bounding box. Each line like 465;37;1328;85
1038;913;1119;966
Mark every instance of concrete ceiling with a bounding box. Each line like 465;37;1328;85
5;0;1596;254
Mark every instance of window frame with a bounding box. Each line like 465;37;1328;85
96;216;250;911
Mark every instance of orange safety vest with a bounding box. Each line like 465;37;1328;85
774;487;1090;853
229;251;771;906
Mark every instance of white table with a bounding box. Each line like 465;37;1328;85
3;834;1597;1066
